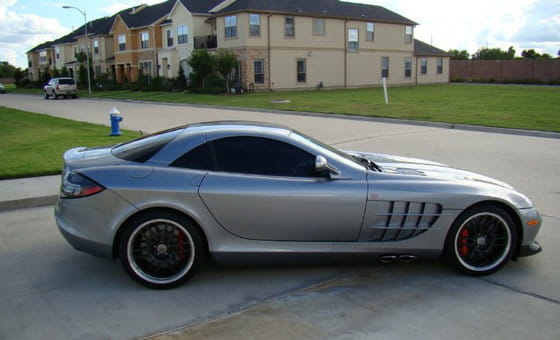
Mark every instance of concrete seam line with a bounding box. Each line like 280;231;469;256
479;278;560;305
143;270;354;339
0;195;58;212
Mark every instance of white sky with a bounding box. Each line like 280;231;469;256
1;0;558;68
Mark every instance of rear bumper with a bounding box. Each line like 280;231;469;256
57;220;113;259
518;241;542;257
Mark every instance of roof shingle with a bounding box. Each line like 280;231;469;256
214;0;417;25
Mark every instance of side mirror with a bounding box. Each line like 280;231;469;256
315;155;339;178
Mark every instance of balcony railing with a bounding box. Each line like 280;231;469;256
194;35;217;50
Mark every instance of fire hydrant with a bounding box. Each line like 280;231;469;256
109;107;123;136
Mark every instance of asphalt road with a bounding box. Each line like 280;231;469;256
1;94;559;339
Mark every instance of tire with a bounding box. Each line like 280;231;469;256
44;91;49;99
119;211;204;289
54;93;59;100
445;205;517;276
72;95;78;99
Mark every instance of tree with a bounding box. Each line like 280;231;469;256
60;66;69;77
521;49;552;59
175;64;187;91
448;49;469;60
78;64;87;85
214;49;239;94
187;50;214;88
52;67;61;77
472;46;515;60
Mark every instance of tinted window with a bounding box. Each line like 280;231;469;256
59;78;75;85
212;136;316;177
171;143;212;170
112;127;183;162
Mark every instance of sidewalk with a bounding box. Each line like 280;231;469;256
0;175;60;212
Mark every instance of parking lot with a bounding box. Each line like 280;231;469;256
1;94;559;339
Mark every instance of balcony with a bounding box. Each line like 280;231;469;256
194;35;217;50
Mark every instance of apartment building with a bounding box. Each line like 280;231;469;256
210;0;450;90
27;0;450;89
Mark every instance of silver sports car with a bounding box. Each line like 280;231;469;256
55;121;542;289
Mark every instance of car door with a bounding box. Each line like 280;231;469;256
197;136;367;242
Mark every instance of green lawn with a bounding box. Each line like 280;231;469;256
86;84;560;132
8;84;559;132
0;107;141;179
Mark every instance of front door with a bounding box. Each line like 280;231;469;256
197;136;367;241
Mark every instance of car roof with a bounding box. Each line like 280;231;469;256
185;121;293;136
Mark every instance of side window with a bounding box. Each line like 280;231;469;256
171;143;212;170
212;136;316;177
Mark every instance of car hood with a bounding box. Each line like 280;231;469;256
347;151;513;190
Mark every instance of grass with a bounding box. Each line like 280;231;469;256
8;83;560;132
0;107;141;179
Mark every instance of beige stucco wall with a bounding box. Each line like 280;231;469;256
415;56;450;84
214;13;421;89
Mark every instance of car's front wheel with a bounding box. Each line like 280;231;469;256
446;205;517;276
44;91;49;99
119;211;204;289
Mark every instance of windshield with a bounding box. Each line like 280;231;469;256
112;126;184;162
291;129;362;166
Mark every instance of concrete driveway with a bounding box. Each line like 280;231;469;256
0;94;559;339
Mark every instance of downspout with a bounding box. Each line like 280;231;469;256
344;19;348;87
267;13;272;90
415;56;418;85
149;26;158;77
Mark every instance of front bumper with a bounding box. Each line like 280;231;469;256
518;241;542;257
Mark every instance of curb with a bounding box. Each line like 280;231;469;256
0;195;58;213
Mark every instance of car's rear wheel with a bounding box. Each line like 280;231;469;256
446;205;517;276
119;211;204;289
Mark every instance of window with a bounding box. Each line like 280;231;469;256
254;59;264;84
212;136;316;177
405;26;413;43
140;31;149;49
366;22;375;41
112;127;183;163
39;51;47;63
381;57;389;78
93;40;99;54
171;143;212;170
139;61;152;76
95;66;101;76
167;30;173;47
225;15;237;38
177;25;188;44
437;58;443;74
249;14;260;36
348;28;359;51
55;47;60;59
420;58;427;74
313;18;325;36
118;35;126;51
284;17;295;37
404;57;412;78
297;59;306;83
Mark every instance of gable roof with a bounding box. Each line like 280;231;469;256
117;0;175;29
414;39;452;57
180;0;224;14
27;40;54;53
213;0;417;25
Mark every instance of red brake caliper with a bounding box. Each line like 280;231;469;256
459;228;469;256
177;231;186;260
